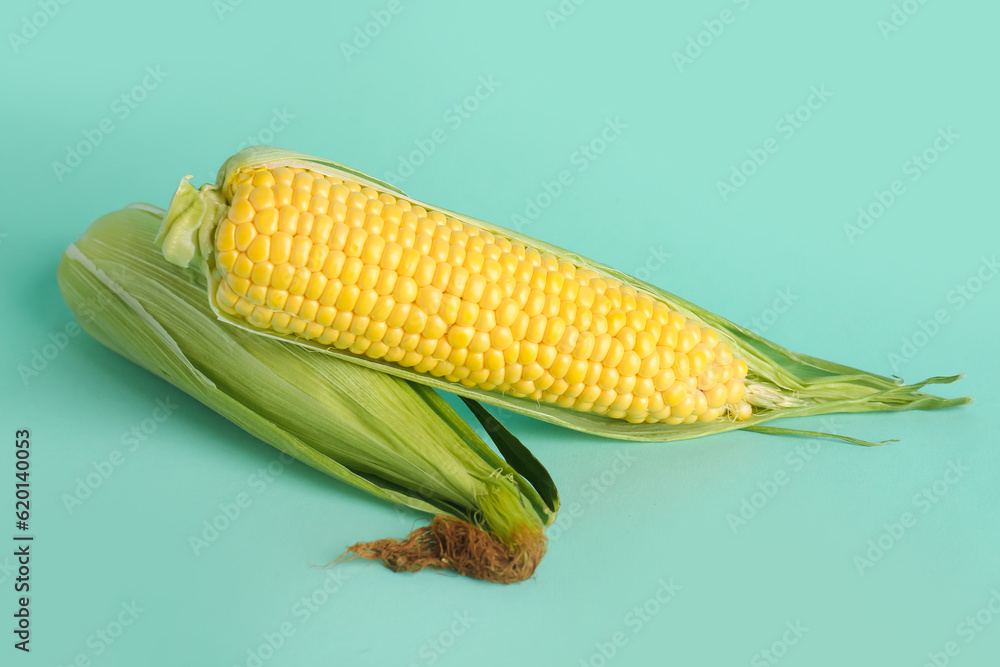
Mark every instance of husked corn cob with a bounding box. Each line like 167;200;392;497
159;147;968;445
208;165;748;425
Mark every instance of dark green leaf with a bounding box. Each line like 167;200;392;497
461;398;559;513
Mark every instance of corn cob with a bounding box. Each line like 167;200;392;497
159;147;968;444
59;204;557;583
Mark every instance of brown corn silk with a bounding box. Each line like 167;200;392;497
342;516;547;584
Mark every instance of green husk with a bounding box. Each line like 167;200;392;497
160;146;970;445
58;204;556;583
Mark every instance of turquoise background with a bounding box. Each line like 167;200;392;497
2;0;998;665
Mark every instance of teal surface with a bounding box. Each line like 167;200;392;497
2;1;998;665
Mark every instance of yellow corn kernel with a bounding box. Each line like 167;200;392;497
361;264;383;289
343;227;367;258
428;262;451;292
510;312;529;341
550;353;572;380
634;331;657;359
246;284;268;305
404;308;428;335
288;237;311;268
697;367;718;392
233;254;254;279
269;232;293;265
263;286;288;311
423;315;447;340
466;331;488;354
216;220;237;253
393;276;418;304
235;222;256;252
233;297;255;319
671;395;695;418
542;318;566;346
276;206;299;235
618;350;641;377
598;367;620;390
383;327;404;348
388;303;413;329
573;331;596;360
503;341;520;365
247;235;270;263
638;351;659;379
615;374;636;396
480;283;503;311
542;294;561;318
662;381;687;407
475;309;496;333
726;379;746;404
604;339;625;368
270;183;291;209
673;353;690;380
523;289;544;317
436;293;459;324
518;341;538;366
557;326;579;355
658;325;679;349
454;301;478;327
653;367;676;392
589;333;611;363
463;274;487;304
494;298;517;327
536;344;557;369
398;248;421;277
447;325;474;349
254;208;280;236
633;377;656;398
229;200;255;224
525;315;547;343
563;359;588;385
340;257;363;285
251;261;274;287
217;249;238;272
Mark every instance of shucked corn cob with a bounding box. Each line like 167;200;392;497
160;147;967;444
212;165;748;426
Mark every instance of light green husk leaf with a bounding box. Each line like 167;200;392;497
160;146;970;446
58;205;556;560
